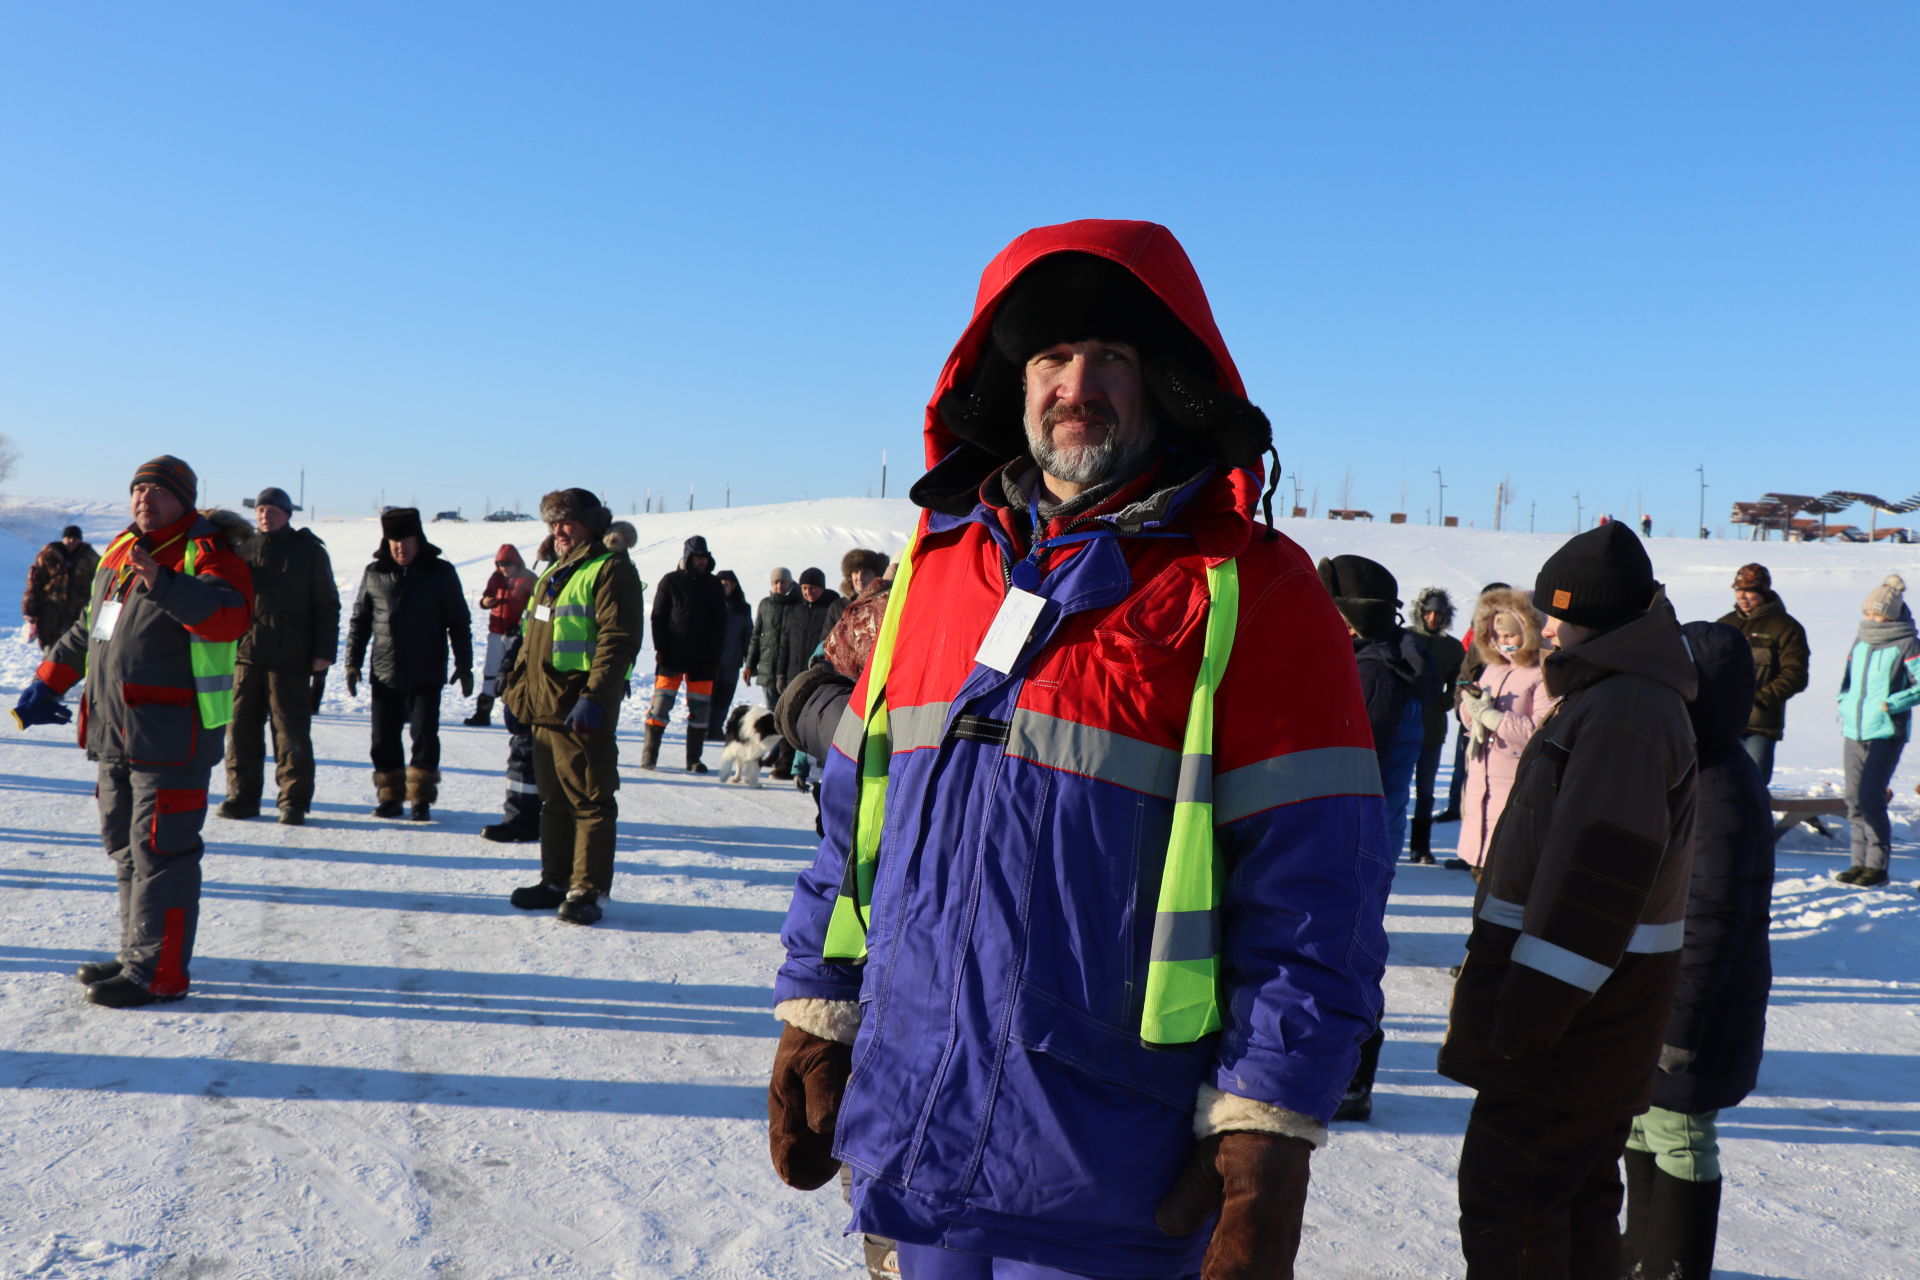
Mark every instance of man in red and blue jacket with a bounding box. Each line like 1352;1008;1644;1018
13;455;253;1008
768;221;1392;1279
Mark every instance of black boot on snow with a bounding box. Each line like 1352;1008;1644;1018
640;722;665;771
85;974;182;1008
686;728;709;774
463;694;495;728
216;799;259;820
510;881;567;910
482;821;540;843
76;959;123;985
557;890;603;925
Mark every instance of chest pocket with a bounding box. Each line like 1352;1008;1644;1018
1091;568;1207;682
1748;636;1778;683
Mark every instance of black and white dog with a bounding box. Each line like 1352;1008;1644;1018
715;704;781;788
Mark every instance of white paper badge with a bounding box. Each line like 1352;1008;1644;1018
975;588;1046;674
535;604;554;623
91;601;123;641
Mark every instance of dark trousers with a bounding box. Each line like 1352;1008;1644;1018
225;662;316;814
98;762;210;996
707;671;742;738
1445;726;1469;815
1415;733;1445;818
531;724;620;894
1458;1093;1633;1279
369;677;441;775
501;703;542;830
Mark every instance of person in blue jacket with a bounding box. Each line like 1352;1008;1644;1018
1835;574;1920;888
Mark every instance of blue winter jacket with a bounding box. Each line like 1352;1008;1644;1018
1837;615;1920;742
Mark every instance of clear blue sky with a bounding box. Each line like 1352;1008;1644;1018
3;2;1914;535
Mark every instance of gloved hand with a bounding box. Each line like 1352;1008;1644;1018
309;671;327;715
767;1022;852;1190
1476;706;1506;734
1156;1130;1312;1279
564;696;604;734
1459;689;1492;723
12;680;72;729
1657;1044;1696;1075
452;670;474;698
345;668;360;697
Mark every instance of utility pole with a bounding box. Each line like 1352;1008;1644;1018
1434;468;1446;526
688;484;695;512
1529;500;1536;533
1493;480;1506;532
881;449;888;499
1696;464;1708;540
1573;492;1583;532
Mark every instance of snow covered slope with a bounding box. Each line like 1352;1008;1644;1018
0;499;1914;1278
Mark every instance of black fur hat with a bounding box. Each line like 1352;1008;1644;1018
1318;554;1401;640
538;488;613;538
380;507;425;543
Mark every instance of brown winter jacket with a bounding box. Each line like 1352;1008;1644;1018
1438;593;1699;1113
1714;591;1809;741
499;526;643;728
39;510;255;771
22;538;101;642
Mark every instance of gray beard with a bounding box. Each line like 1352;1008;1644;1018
1025;415;1156;489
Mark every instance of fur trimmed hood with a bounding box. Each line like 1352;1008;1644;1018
201;508;258;557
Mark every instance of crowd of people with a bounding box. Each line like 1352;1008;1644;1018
8;217;1915;1280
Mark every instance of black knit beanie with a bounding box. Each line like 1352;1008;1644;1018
1534;523;1658;629
1318;554;1401;639
131;455;197;509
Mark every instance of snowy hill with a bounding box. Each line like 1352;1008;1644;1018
0;498;1915;1278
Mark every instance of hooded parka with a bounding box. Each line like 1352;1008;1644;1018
775;220;1391;1275
1439;594;1699;1113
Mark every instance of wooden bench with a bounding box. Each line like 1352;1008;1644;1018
1769;794;1847;841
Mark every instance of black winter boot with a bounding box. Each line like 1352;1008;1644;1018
1635;1168;1721;1279
483;820;540;843
686;727;709;774
640;722;664;771
406;766;438;822
1620;1147;1655;1275
510;881;567;909
373;770;406;818
557;889;603;925
76;959;123;985
85;974;182;1008
1333;1029;1383;1122
463;694;495;727
1409;814;1434;863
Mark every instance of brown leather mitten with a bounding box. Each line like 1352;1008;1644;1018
767;1022;853;1190
1155;1131;1312;1280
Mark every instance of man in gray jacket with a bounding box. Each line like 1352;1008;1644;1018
12;456;254;1007
220;486;339;825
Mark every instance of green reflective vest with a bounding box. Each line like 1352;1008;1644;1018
529;552;614;671
822;534;1239;1045
181;537;238;729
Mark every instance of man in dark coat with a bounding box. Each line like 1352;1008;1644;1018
642;534;727;772
705;569;755;739
1439;525;1698;1280
773;567;839;690
220;487;340;824
1619;621;1773;1280
21;525;100;651
344;508;472;820
1407;586;1464;860
1714;562;1810;786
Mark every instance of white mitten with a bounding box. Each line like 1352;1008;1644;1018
1477;706;1505;733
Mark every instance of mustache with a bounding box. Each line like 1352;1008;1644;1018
1041;400;1118;432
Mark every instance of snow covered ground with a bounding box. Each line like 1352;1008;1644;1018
0;498;1915;1278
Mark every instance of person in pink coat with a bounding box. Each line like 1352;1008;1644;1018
1447;587;1556;872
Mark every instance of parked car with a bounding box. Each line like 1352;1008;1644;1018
483;510;535;522
433;510;465;522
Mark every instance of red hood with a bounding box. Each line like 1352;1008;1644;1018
920;219;1265;521
496;543;525;568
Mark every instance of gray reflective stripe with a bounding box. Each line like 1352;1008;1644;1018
831;704;866;759
1478;894;1527;931
552;640;597;655
1174;754;1212;806
553;605;593;617
1007;709;1180;798
888;702;951;753
1212;746;1383;823
1512;934;1612;993
1150;908;1218;963
192;674;233;694
506;779;540;795
1625;918;1685;954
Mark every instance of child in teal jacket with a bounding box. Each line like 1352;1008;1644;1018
1835;574;1920;886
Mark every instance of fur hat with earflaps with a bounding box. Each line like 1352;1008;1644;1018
538;488;613;539
1318;554;1401;640
380;507;425;543
1731;563;1771;592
